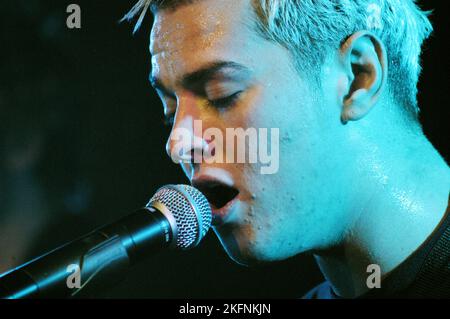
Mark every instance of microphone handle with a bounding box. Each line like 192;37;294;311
0;207;172;299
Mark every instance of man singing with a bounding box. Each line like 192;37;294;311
123;0;450;298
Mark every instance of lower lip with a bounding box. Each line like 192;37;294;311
211;196;239;226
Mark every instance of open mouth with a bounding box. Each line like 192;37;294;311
193;180;239;210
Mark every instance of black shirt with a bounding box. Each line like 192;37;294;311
304;200;450;299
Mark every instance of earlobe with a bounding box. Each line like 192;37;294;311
340;31;387;124
342;88;373;123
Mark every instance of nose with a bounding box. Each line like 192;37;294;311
165;94;211;174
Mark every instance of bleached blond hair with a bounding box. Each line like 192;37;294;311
123;0;433;121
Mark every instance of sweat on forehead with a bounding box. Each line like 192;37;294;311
149;0;203;12
150;0;254;56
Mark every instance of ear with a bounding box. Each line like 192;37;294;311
339;31;387;124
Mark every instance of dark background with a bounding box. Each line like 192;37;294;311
0;0;448;298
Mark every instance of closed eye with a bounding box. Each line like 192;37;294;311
208;91;242;109
162;91;243;127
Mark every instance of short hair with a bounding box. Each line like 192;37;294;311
123;0;433;122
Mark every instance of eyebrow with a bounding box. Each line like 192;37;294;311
149;61;250;97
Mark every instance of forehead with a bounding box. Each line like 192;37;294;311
150;0;258;79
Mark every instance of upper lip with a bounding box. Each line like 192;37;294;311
192;175;239;210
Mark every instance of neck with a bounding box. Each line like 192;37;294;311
314;128;450;298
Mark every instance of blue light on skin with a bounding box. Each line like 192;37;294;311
149;0;450;298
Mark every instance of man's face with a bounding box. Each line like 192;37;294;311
150;0;354;264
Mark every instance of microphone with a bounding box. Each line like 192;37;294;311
0;184;212;299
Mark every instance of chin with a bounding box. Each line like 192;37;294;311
213;226;298;266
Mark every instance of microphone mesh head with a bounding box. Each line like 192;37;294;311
147;184;212;250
